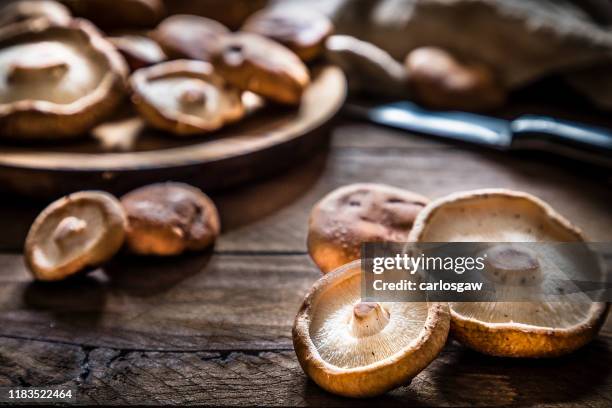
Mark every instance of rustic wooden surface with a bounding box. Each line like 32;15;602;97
1;113;612;406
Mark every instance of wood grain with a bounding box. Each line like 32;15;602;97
0;254;317;350
4;338;612;406
0;250;611;407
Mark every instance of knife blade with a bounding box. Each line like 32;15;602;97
344;100;612;166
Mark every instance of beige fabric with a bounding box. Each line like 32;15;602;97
279;0;612;109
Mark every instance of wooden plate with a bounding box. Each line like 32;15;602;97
0;66;346;198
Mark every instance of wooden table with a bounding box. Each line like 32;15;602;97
1;115;612;406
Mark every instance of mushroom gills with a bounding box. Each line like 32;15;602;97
140;77;220;116
0;40;104;104
409;189;608;357
309;272;432;368
31;205;104;271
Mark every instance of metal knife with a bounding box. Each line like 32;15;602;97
344;100;612;167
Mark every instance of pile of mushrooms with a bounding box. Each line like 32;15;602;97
0;0;335;141
298;186;609;397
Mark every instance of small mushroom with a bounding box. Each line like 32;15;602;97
212;32;310;105
293;260;450;397
242;6;334;62
0;0;72;28
0;19;128;140
25;191;127;281
308;183;429;273
130;59;244;136
120;182;220;256
151;14;229;61
163;0;267;30
108;34;166;72
409;189;610;357
60;0;165;29
405;47;506;111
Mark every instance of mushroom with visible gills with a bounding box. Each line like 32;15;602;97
130;60;244;136
409;189;609;357
293;260;450;397
0;19;128;140
25;191;127;281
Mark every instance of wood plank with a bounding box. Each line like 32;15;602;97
1;124;610;252
1;336;612;406
0;254;318;350
1;252;611;349
1;250;611;406
215;144;612;253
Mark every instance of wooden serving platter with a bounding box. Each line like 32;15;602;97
0;66;346;198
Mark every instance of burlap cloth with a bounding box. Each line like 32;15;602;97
284;0;612;109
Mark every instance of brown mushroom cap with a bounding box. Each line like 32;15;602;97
25;191;127;281
242;6;334;62
130;59;244;135
308;183;429;274
151;14;229;61
293;260;450;398
108;34;166;71
163;0;267;30
212;32;310;105
0;19;128;140
61;0;165;29
409;189;609;357
0;1;72;27
121;182;221;256
405;47;506;111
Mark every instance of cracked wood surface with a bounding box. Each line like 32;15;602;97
1;120;612;406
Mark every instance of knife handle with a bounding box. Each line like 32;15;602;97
511;115;612;155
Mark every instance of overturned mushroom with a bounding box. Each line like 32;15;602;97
293;260;450;397
0;19;128;140
409;189;609;357
130;59;244;135
405;47;506;111
25;191;127;281
0;0;71;27
308;183;429;273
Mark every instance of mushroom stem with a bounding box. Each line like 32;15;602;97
52;216;87;250
179;88;207;106
483;244;542;286
7;60;69;83
349;302;390;337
